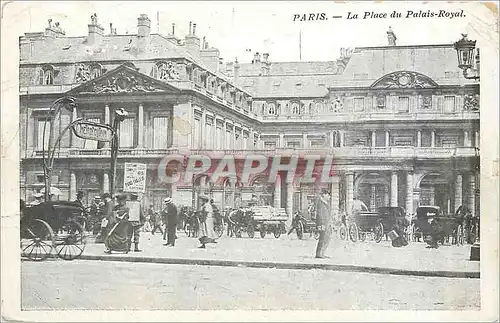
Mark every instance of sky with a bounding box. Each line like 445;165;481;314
3;1;498;63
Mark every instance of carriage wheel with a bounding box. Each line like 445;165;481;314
296;221;304;240
247;224;255;238
259;226;266;238
21;219;55;261
348;223;359;242
373;223;384;243
54;221;86;260
338;225;347;241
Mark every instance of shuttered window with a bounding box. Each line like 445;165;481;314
153;117;169;149
119;118;135;147
444;96;456;113
37;120;50;151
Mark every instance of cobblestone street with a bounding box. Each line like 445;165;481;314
22;260;480;311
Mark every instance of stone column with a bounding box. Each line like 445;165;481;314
468;173;475;216
279;133;285;148
340;131;345;147
391;171;398;207
286;182;294;222
431;130;436;148
475;131;480;148
172;101;193;148
417;130;422;147
455;173;463;212
371;130;376;147
69;172;77;201
463;131;470;147
222;120;227;149
346;172;354;216
329;132;335;148
429;186;435;205
71;107;79;148
102;172;109;193
331;178;340;221
385;130;390;147
384;186;390;206
137;103;144;148
370;184;376;211
103;104;111;148
201;109;206;149
303;133;308;149
406;172;413;216
274;175;281;208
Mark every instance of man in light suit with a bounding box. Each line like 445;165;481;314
315;189;332;259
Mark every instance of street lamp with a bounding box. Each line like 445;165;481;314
42;96;77;201
109;108;129;196
454;34;480;261
453;34;480;80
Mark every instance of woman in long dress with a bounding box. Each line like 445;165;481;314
198;196;217;248
104;194;133;254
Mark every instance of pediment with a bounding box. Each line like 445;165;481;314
67;64;181;95
370;71;438;89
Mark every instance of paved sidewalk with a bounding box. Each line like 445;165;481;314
75;231;480;278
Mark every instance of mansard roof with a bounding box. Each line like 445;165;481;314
67;64;182;95
237;60;343;76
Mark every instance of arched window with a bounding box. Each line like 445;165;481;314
268;102;276;115
309;103;315;115
291;102;300;115
38;65;55;85
315;102;324;114
90;64;102;79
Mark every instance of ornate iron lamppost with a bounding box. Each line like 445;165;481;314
41;97;77;201
109;108;129;196
454;34;480;80
454;34;480;261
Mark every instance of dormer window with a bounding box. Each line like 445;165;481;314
291;102;300;115
38;65;55;85
268;103;276;115
90;64;103;79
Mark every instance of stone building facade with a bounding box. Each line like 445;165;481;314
19;14;480;222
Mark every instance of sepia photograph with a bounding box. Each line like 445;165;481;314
1;1;498;321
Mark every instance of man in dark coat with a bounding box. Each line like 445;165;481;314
162;197;178;247
96;193;114;243
315;189;332;258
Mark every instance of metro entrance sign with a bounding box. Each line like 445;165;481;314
72;120;114;142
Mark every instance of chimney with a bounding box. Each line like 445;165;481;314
137;14;151;51
200;37;220;71
253;52;261;64
87;13;104;45
261;53;270;75
234;58;240;83
185;21;200;56
166;23;180;44
45;19;65;39
387;26;397;46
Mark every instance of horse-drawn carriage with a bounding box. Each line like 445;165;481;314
20;201;87;261
412;206;466;246
245;206;288;239
347;207;409;243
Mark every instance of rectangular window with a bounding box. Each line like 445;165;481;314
309;140;324;148
153;117;169;149
287;141;301;149
264;141;276;149
205;121;213;149
193;118;201;149
119;118;135;148
354;98;364;112
226;130;233;149
444;96;456;113
37;119;50;151
215;127;223;149
441;138;457;148
398;97;410;112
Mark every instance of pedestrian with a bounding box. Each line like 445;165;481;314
151;208;164;236
315;189;332;259
29;192;44;206
162;197;178;247
96;193;113;244
287;211;303;236
198;195;217;249
126;193;144;252
104;193;132;254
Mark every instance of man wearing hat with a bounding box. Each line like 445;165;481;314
29;192;44;206
126;193;144;252
96;193;114;243
161;197;178;247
